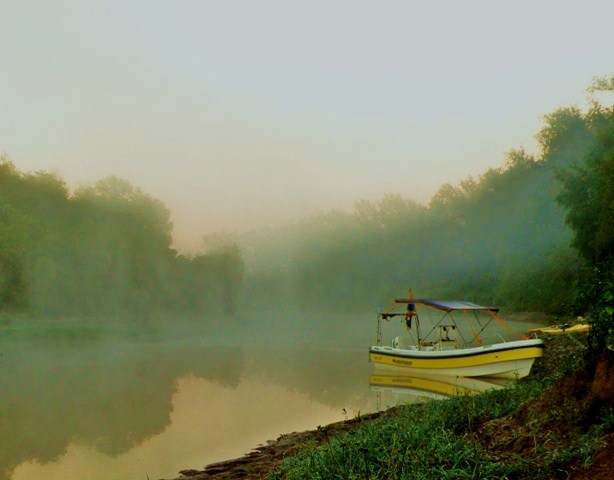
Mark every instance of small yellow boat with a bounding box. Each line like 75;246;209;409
527;323;591;335
369;293;544;379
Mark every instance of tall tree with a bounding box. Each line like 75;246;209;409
554;76;614;365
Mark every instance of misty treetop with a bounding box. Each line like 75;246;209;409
0;159;243;320
239;79;613;315
553;78;614;361
238;150;578;313
555;109;614;265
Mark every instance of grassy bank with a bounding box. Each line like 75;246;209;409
269;335;613;480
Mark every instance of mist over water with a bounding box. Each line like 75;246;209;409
1;310;547;480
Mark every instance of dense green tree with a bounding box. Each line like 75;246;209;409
0;159;243;321
556;109;614;265
553;76;614;362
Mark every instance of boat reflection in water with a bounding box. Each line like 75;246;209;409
369;372;508;409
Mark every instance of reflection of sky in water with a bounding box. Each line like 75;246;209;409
12;377;354;480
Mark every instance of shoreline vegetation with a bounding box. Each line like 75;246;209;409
167;333;613;480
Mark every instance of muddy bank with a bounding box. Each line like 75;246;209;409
166;411;386;479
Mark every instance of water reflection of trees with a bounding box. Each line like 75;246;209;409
1;331;379;480
0;338;244;480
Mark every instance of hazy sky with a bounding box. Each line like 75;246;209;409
1;1;612;251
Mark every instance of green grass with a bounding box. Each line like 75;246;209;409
271;387;532;479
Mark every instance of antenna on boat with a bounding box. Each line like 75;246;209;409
376;305;383;346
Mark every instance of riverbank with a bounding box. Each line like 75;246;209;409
167;334;613;479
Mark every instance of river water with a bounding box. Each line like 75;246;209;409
0;313;543;480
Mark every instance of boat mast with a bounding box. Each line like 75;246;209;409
416;312;421;347
405;290;421;348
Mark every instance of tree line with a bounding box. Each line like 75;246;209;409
2;78;610;336
0;162;243;321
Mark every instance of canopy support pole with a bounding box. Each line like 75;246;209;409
488;310;530;340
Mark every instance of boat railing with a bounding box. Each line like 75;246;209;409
470;333;507;346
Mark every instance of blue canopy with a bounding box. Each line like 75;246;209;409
394;298;499;313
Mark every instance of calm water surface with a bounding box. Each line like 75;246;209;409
1;332;377;479
1;314;542;480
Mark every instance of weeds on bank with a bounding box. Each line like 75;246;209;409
271;385;536;479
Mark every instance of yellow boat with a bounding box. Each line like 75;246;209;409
369;293;544;379
527;323;590;335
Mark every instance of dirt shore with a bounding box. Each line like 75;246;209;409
165;410;386;480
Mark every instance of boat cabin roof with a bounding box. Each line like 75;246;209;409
394;298;499;313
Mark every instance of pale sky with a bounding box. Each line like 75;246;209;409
1;0;612;251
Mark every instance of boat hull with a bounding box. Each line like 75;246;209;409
369;339;544;379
